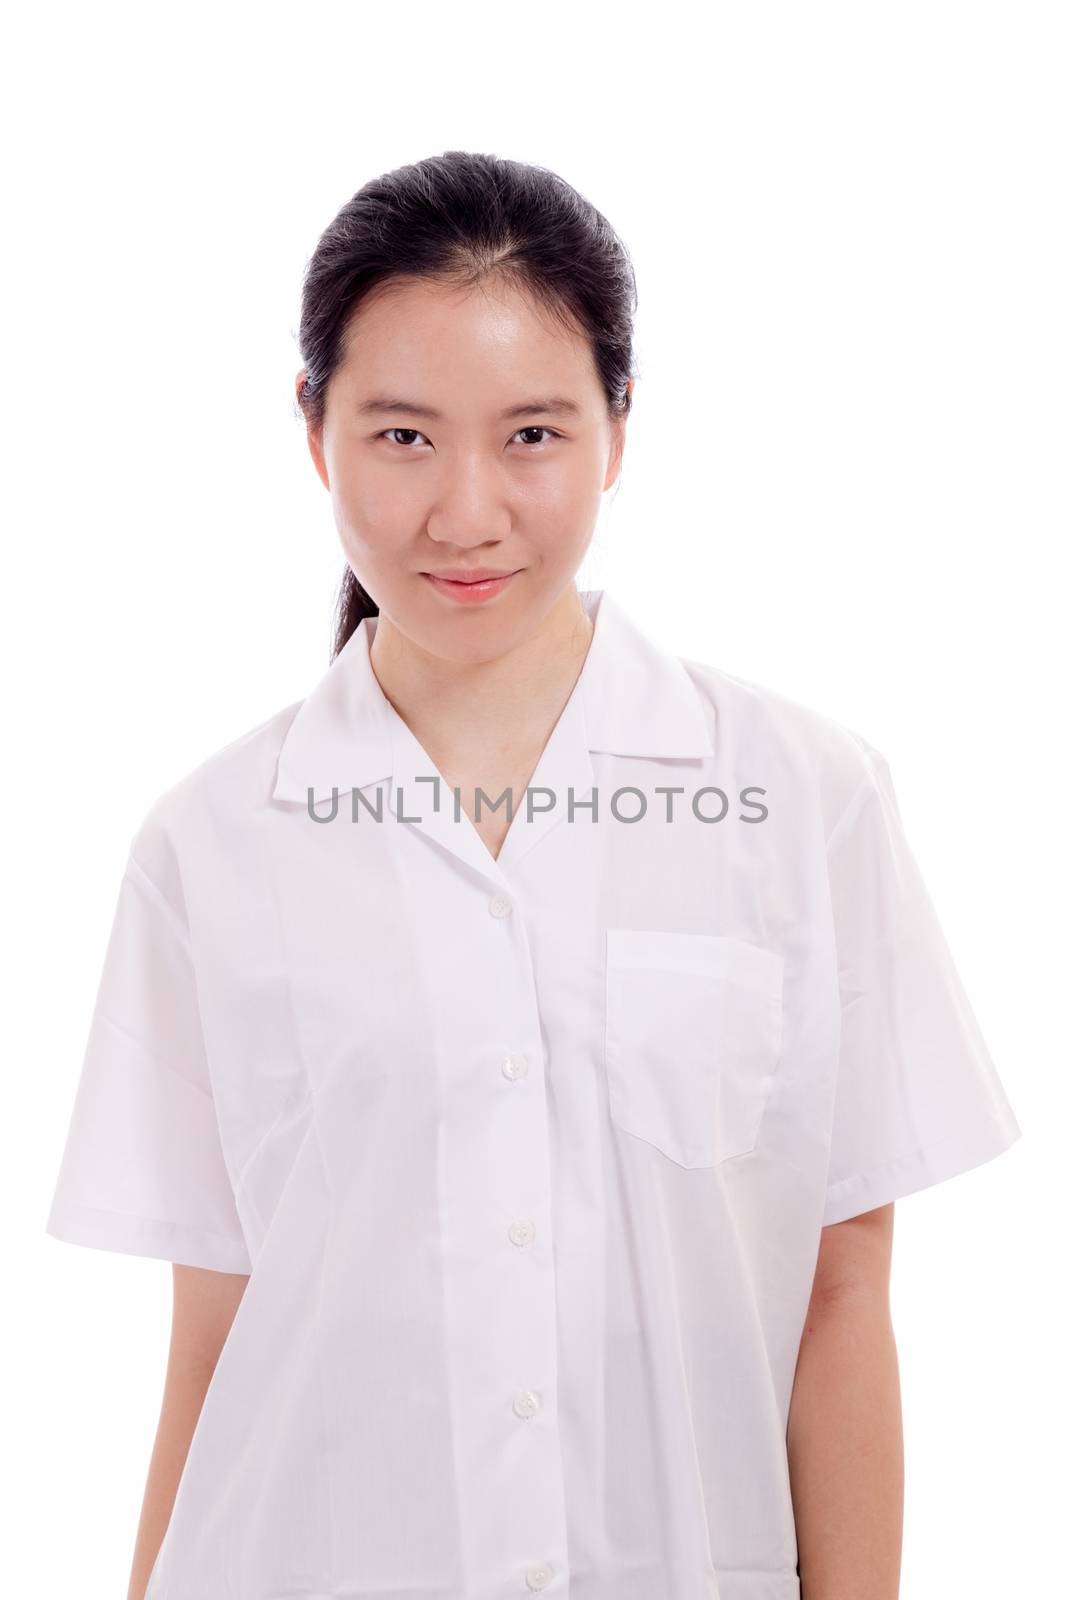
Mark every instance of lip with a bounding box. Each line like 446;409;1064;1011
421;568;521;603
425;567;518;582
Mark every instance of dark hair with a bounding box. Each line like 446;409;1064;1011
294;150;639;660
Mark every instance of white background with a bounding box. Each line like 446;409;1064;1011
7;3;1061;1595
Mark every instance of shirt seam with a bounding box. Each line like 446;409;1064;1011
824;773;879;860
125;847;193;952
94;1011;214;1102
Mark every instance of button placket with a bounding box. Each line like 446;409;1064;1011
411;855;567;1594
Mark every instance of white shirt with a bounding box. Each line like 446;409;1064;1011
45;587;1022;1600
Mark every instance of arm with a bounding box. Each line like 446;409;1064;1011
786;1202;903;1600
125;1265;249;1600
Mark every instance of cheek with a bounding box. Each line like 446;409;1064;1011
518;450;602;520
329;456;417;550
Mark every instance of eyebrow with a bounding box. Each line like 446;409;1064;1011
355;395;584;422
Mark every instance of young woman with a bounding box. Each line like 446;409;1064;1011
45;150;1022;1600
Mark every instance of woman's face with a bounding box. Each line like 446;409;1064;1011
300;275;628;662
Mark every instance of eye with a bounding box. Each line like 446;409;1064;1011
511;426;561;449
375;426;562;451
379;428;427;449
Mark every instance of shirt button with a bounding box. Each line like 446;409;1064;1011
501;1053;528;1081
488;893;513;918
508;1218;536;1247
513;1389;542;1419
525;1563;554;1590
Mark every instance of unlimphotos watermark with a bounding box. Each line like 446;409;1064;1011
302;778;770;825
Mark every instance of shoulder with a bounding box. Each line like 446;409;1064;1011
126;698;305;891
678;653;890;842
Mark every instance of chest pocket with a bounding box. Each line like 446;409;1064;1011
604;929;785;1169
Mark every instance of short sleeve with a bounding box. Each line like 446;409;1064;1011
821;745;1023;1226
44;847;253;1273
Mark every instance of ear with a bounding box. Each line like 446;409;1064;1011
296;369;330;491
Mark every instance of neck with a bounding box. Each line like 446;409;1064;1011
368;585;595;765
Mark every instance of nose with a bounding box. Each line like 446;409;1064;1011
424;454;512;548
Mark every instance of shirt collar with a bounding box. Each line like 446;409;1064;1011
271;587;716;808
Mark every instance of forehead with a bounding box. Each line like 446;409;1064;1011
335;275;598;403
